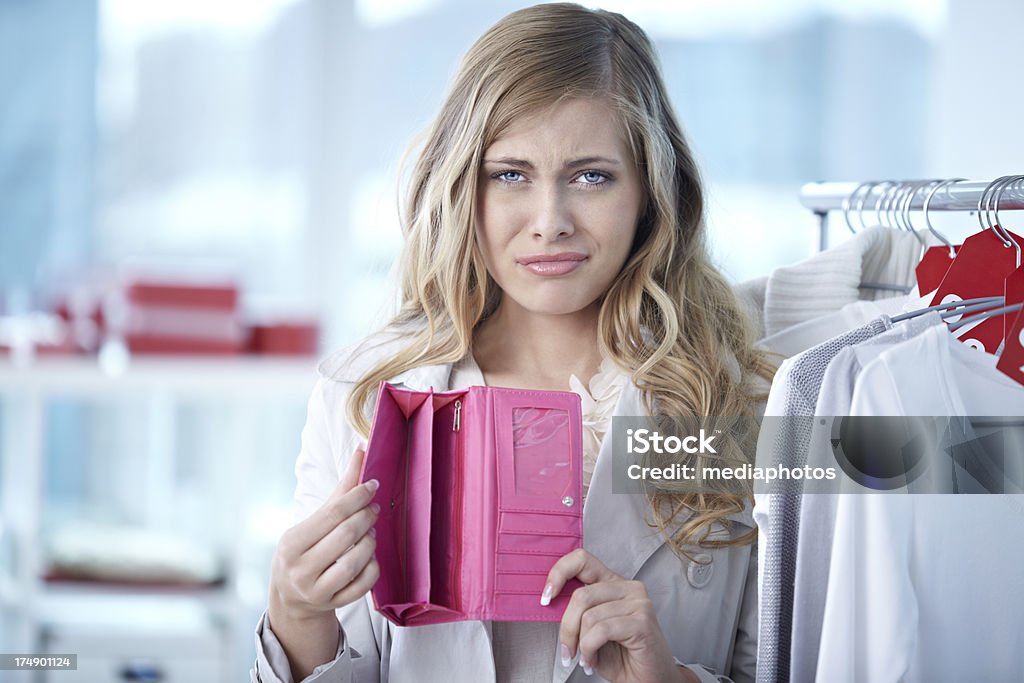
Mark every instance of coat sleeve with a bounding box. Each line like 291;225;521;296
251;377;387;683
676;543;757;683
727;543;758;683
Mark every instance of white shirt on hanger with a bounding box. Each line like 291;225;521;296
816;324;1024;682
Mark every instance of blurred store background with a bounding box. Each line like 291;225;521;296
1;0;1022;680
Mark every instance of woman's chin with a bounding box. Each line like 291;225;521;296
506;296;600;318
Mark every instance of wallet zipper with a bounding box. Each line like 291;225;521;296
451;399;463;611
401;420;412;600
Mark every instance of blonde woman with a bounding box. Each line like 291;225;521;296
253;4;773;682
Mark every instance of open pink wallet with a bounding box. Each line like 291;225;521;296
360;381;584;626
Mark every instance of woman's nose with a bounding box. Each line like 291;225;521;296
530;186;575;240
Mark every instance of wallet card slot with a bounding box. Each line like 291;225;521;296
499;511;578;536
497;533;578;556
495;552;558;574
495;571;549;595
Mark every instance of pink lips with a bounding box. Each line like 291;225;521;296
516;252;588;276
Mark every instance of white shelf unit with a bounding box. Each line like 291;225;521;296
0;355;316;682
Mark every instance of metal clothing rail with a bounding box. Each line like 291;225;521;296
798;178;1024;251
799;179;1024;213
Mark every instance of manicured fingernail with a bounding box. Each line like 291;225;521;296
370;502;381;514
560;643;571;668
369;527;376;537
365;479;379;493
581;657;593;676
540;584;553;606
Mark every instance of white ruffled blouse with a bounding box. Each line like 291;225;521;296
567;355;630;494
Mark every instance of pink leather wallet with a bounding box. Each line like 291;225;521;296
360;381;584;626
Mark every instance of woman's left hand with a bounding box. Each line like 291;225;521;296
543;548;697;683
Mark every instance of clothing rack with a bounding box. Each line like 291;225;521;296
799;178;1024;251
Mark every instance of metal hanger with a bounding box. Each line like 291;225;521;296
894;182;914;231
852;180;916;293
898;180;932;246
890;296;1005;324
872;180;897;228
940;297;1009;320
855;180;886;232
842;182;875;234
978;175;1009;242
892;182;915;232
989;174;1023;268
947;303;1023;331
879;181;899;228
923;177;964;259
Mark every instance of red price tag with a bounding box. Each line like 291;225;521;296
930;228;1024;354
916;245;959;297
996;307;1024;385
1004;267;1024;342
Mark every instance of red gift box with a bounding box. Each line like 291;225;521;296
113;275;245;355
247;320;319;356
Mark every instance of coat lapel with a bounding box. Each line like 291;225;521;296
391;363;453;393
580;379;754;580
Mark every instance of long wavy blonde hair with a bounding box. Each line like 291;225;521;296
345;3;775;554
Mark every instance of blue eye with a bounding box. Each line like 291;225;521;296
495;170;525;183
577;171;608;186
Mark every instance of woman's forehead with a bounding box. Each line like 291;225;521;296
483;98;631;162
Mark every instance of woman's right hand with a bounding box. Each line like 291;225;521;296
266;447;381;677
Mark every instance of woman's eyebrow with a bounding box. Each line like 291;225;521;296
481;156;622;169
565;156;621;168
482;157;533;169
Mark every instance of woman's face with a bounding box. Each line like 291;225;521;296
476;97;644;319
